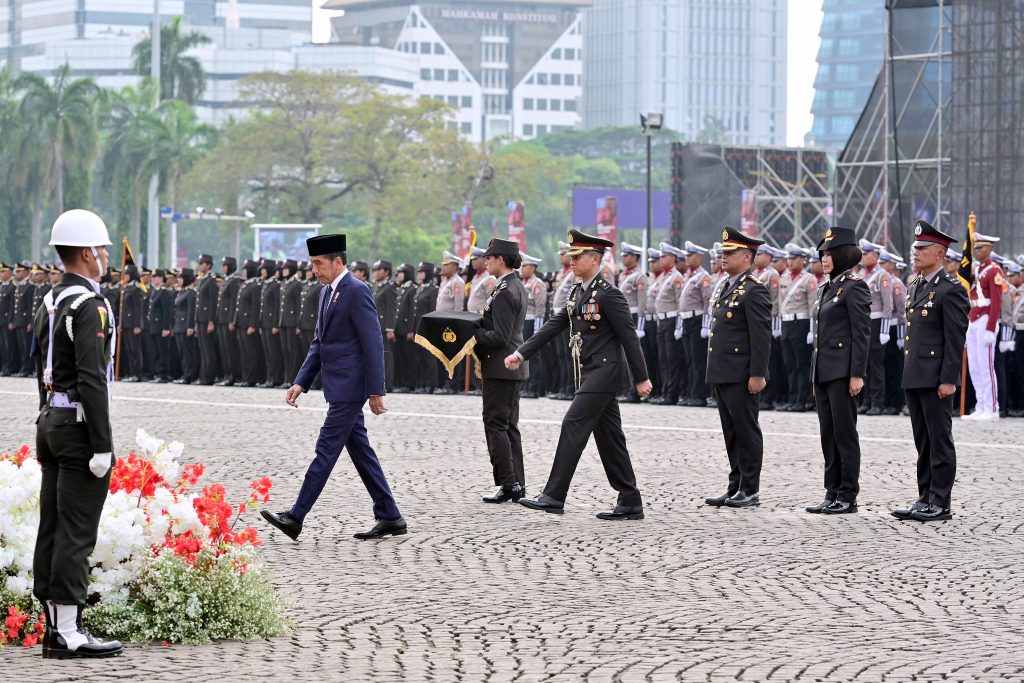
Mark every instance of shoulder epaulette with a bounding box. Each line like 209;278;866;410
847;273;862;280
598;278;610;289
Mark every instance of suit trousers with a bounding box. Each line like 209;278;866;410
684;317;708;401
904;387;957;508
865;318;886;409
642;318;661;397
657;319;680;402
291;401;401;522
217;325;240;382
34;408;112;605
481;379;525;487
781;320;811;407
198;324;220;384
542;391;642;506
175;332;197;382
813;377;860;502
712;382;763;494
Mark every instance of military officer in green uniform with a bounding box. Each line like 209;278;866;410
33;209;123;659
507;229;652;520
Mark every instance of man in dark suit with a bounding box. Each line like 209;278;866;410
704;226;773;509
507;229;652;520
474;239;529;503
261;234;406;541
893;220;970;522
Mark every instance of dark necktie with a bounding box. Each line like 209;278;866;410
321;286;334;321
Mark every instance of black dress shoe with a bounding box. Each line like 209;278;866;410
152;377;168;384
706;398;718;408
805;498;835;514
45;605;122;659
882;406;900;415
775;403;791;412
891;500;928;520
354;516;408;539
788;405;806;413
521;390;539;399
857;404;869;415
260;509;302;540
518;494;564;514
822;500;857;514
865;406;882;416
704;491;734;507
172;378;187;384
724;491;760;508
596;505;645;520
235;382;251;388
482;484;524;503
214;379;234;387
760;402;774;411
910;504;952;522
392;386;412;394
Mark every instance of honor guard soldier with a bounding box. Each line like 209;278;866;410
475;239;530;502
704;227;773;509
195;254;220;385
777;243;818;412
11;261;34;375
349;261;369;282
509;229;652;519
120;266;145;381
371;260;398;392
549;244;578;399
963;232;1004;420
893;220;969;521
215;257;243;386
173;268;198;384
642;247;664;398
34;210;123;658
617;242;648;403
520;253;548;398
434;251;466;394
0;263;13;375
751;245;784;410
234;261;264;387
412;262;438;393
296;263;323;385
650;242;684;405
677;241;713;407
1005;262;1024;417
146;269;173;382
277;259;305;383
805;227;871;514
258;259;284;388
944;249;962;278
32;263;52;319
880;250;908;414
392;263;418;392
856;239;897;415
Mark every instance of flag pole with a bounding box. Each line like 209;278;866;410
957;211;976;417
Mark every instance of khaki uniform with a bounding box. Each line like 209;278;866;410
466;272;497;314
778;269;818;408
436;275;466;312
863;265;896;411
677;267;713;403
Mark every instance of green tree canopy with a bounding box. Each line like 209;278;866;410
132;16;212;104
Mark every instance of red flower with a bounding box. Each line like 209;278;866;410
108;452;165;497
22;633;38;647
250;477;272;503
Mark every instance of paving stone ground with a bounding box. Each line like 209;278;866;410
1;375;1023;682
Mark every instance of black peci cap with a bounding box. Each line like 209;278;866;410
306;233;346;257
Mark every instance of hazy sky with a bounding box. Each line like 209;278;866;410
311;0;824;148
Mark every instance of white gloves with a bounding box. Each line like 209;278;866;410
700;328;709;339
998;340;1016;353
636;327;645;339
673;327;683;341
897;336;905;350
999;341;1010;353
534;317;544;329
982;330;997;347
879;333;890;345
806;331;814;345
89;453;112;478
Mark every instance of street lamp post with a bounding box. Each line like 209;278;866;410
640;113;663;274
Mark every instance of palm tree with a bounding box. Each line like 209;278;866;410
132;16;212;104
100;79;162;247
16;64;102;253
148;99;217;262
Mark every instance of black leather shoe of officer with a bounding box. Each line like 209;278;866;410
596;505;644;520
519;494;564;514
857;404;869;415
704;491;734;507
260;509;302;540
483;484;524;503
890;500;928;520
759;401;774;411
866;406;882;416
822;500;857;514
882;406;900;415
724;491;760;508
909;504;952;522
522;390;539;399
354;516;408;539
805;498;835;514
46;606;123;659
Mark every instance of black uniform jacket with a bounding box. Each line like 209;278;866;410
121;281;145;329
810;269;871;384
259;278;281;329
395;282;417;336
32;274;115;453
902;268;970;389
196;273;218;325
216;273;244;325
298;281;323;332
374;280;398;334
706;270;772;385
518;275;648;393
173;287;197;334
474;273;529;381
147;287;173;333
235;278;262;329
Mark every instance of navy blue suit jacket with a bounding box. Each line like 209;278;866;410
295;272;386;402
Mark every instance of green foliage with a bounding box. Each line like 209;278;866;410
132;16;212;104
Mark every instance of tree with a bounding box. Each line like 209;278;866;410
132;16;211;104
16;64;102;256
696;115;729;144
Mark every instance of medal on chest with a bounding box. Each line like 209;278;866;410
583;292;601;321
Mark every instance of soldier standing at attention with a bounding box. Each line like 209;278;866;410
892;220;969;521
963;232;1004;420
433;251;466;394
616;243;648;403
642;248;664;399
146;269;173;383
508;230;652;519
752;245;783;411
704;227;772;509
173;268;198;384
0;263;14;375
475;240;529;503
215;257;243;386
120;266;144;382
651;243;684;405
371;260;398;393
857;240;897;416
677;241;713;407
258;260;283;388
412;262;438;393
549;243;577;400
392;263;418;392
520;253;548;399
195;254;220;385
277;259;304;385
777;244;818;412
11;262;34;375
33;210;123;658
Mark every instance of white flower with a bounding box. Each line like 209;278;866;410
5;573;31;596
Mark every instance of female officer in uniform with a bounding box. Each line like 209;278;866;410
806;227;871;515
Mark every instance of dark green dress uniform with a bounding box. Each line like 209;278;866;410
258;265;283;387
32;273;116;607
195;257;220;385
235;264;265;387
705;228;773;507
412;263;438;393
372;263;398;392
474;241;530;501
808;229;871;512
894;221;970;521
516;231;649;515
120;271;145;380
278;261;304;383
12;266;35;375
393;265;418;391
215;258;244;385
146;278;173;382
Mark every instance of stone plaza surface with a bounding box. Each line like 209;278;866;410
1;376;1022;682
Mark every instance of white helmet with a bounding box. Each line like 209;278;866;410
49;209;113;248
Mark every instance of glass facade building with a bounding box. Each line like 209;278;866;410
583;0;787;146
810;0;885;150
